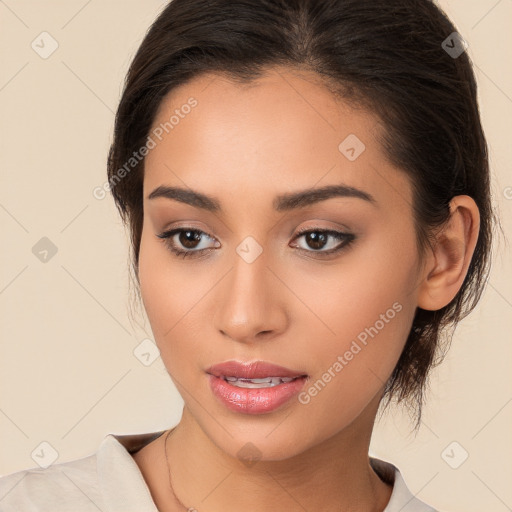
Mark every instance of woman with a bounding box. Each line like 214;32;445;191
0;0;496;510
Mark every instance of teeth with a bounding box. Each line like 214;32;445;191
222;376;296;388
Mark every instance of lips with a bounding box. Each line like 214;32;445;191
206;360;309;414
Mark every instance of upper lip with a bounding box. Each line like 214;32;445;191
206;360;308;379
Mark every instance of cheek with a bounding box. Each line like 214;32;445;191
138;230;181;346
290;227;417;341
291;230;418;411
294;288;415;430
138;229;213;368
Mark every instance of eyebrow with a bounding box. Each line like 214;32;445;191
147;184;377;212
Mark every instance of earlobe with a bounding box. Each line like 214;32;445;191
417;195;480;312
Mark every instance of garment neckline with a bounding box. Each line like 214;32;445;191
109;429;395;485
100;430;431;512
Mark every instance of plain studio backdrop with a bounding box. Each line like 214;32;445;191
0;1;511;511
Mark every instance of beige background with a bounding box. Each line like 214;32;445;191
0;1;511;511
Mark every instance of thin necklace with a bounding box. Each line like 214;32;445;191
164;428;194;511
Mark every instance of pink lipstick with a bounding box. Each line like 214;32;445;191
206;360;308;414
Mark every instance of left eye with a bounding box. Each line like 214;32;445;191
291;228;355;255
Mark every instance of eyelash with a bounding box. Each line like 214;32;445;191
156;226;356;260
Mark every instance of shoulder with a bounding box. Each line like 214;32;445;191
0;452;103;512
0;431;165;512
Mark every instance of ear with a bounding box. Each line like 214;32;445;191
417;195;480;311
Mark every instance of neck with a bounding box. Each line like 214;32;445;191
156;398;392;512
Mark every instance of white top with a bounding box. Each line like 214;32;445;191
0;430;439;512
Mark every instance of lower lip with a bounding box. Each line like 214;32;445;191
208;374;307;414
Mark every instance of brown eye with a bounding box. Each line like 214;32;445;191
156;228;219;259
177;230;202;249
156;226;355;260
291;228;355;257
303;231;329;250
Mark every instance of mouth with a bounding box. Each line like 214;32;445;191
205;360;309;414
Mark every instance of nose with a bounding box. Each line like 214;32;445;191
213;246;288;345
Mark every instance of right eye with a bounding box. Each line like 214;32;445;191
156;228;220;259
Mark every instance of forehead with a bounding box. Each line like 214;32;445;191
142;67;411;212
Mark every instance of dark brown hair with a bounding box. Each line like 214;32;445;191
107;0;498;429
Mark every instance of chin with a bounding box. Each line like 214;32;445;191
196;414;329;463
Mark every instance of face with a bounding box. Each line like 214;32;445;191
138;66;424;461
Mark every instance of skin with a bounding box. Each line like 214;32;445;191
132;66;480;512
